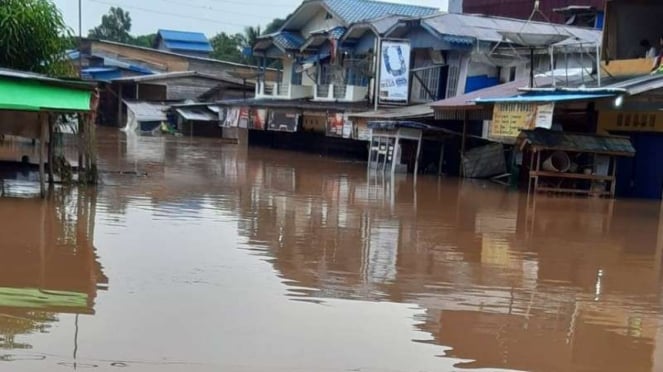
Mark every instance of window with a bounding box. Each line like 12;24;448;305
509;66;517;82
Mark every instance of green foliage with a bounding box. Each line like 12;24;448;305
0;0;73;76
129;33;157;48
88;7;132;43
210;32;244;63
264;18;286;35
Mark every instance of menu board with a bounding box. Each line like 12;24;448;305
490;103;554;138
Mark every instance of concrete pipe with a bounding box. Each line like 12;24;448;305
542;151;571;173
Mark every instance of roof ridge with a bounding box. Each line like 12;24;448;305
324;0;437;11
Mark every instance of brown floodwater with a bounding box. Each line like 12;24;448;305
0;128;662;372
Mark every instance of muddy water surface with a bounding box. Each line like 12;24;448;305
0;129;662;371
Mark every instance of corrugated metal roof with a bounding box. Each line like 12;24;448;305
367;120;441;130
343;14;407;39
163;40;213;53
431;77;553;110
112;71;244;85
420;13;600;46
158;29;209;44
273;31;306;51
0;68;95;90
349;103;433;119
157;30;212;53
175;108;217;121
323;0;437;23
519;129;635;156
124;101;168;122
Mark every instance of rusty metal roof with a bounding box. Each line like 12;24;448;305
519;129;635;156
431;77;553;110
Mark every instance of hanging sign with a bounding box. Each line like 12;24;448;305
268;110;299;132
379;40;411;103
490;103;554;138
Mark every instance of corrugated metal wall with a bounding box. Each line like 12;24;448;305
463;0;606;23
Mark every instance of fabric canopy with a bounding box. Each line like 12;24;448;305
0;78;92;112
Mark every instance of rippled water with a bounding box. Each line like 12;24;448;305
0;128;662;371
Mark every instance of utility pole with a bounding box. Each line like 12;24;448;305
79;0;83;78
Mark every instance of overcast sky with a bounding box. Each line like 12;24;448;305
53;0;448;37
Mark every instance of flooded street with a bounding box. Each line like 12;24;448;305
1;128;663;371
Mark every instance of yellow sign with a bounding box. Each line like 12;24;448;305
490;103;554;138
598;110;663;132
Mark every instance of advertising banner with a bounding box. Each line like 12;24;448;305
379;40;411;103
490;103;554;138
268;110;299;132
238;107;250;128
249;109;267;130
327;112;345;137
223;107;240;128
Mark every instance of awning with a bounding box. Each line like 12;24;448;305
0;78;92;111
443;35;474;45
519;129;636;157
368;120;442;131
125;101;168;122
175;108;217;121
301;52;331;64
475;92;617;104
349;104;433;120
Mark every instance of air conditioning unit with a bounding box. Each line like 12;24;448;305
430;50;446;65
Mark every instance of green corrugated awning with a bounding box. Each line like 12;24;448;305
0;78;92;112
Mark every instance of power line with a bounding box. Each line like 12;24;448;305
163;0;296;10
152;0;286;18
86;0;264;29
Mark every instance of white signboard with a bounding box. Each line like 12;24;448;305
379;40;410;103
534;103;554;130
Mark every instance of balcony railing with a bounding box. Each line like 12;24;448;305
314;84;368;102
255;81;313;100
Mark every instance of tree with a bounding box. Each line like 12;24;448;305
88;7;132;43
210;32;243;63
0;0;73;76
264;18;286;35
130;33;157;48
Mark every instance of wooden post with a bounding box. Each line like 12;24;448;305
438;142;445;176
77;114;85;182
460;111;468;178
414;130;423;176
39;113;48;197
116;84;123;128
610;156;617;198
47;114;54;185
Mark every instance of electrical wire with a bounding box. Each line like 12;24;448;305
86;0;264;28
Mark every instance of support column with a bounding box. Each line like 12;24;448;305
460;111;468;178
47;114;54;185
39;113;48;197
116;84;123;128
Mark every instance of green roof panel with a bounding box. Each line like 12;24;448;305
0;78;92;112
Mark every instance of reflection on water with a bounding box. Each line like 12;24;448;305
0;189;106;357
1;128;662;371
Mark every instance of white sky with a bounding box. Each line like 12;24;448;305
53;0;449;37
